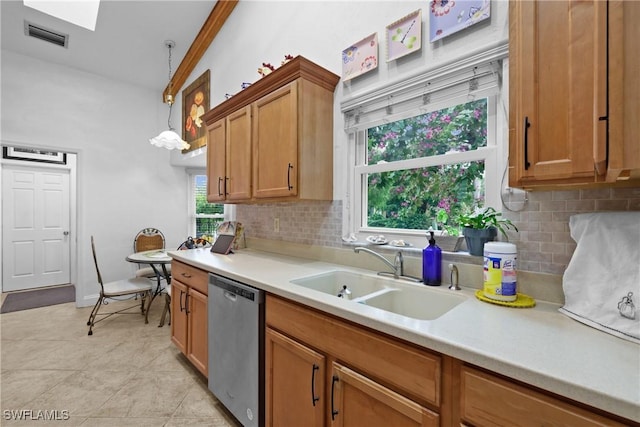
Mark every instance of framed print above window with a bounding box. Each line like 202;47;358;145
342;32;378;81
430;0;490;43
386;9;422;62
182;69;210;153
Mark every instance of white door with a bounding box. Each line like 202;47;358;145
2;165;71;291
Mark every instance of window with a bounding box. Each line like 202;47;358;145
342;46;508;245
189;172;225;238
362;98;493;236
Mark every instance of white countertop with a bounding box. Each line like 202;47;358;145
170;248;640;422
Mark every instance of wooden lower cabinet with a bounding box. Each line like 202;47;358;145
456;364;630;427
170;260;208;377
266;328;325;427
265;294;636;426
331;363;439;427
265;295;440;426
186;287;208;376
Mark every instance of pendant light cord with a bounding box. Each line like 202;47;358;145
166;42;175;131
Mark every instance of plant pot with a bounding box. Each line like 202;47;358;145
462;226;497;256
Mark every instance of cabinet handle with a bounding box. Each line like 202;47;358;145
311;364;320;406
181;273;192;279
184;293;190;315
524;116;531;170
330;375;339;420
217;177;223;196
179;290;185;312
225;177;229;196
287;163;294;191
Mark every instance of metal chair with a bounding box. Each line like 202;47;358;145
158;284;171;328
87;236;153;336
133;228;171;279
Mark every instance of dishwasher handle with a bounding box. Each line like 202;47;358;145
209;274;264;304
223;291;237;302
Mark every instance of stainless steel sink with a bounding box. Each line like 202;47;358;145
290;270;468;321
290;270;393;299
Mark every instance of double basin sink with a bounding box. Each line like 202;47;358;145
290;270;467;321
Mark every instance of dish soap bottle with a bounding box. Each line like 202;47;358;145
423;231;442;286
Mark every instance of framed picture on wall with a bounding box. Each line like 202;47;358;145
182;69;210;153
342;32;378;81
386;9;422;62
430;0;490;42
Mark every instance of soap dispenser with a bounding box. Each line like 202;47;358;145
423;231;442;286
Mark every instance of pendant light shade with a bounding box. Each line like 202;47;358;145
150;129;189;150
150;40;190;151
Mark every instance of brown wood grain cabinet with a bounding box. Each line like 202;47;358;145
206;106;252;202
509;0;640;189
265;328;325;427
203;56;339;203
265;294;636;426
265;295;440;427
170;260;208;377
455;363;629;427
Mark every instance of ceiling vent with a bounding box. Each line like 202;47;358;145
24;21;69;48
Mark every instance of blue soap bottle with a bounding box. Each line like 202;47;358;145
423;231;442;286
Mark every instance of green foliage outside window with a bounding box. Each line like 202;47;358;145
366;99;488;235
195;175;224;237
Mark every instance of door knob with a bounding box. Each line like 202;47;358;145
63;231;70;236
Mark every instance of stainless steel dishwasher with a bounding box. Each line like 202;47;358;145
208;273;264;427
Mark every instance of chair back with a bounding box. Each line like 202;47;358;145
90;236;104;293
134;228;166;252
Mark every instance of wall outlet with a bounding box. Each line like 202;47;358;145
273;217;280;233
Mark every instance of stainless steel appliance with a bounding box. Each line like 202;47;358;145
208;273;264;427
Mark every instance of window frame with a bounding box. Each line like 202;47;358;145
187;169;231;237
341;45;509;248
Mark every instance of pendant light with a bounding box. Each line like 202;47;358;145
149;40;190;150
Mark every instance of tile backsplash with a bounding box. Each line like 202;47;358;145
236;187;640;275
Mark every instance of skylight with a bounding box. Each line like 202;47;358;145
24;0;100;31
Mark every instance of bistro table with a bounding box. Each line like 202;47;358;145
126;249;172;324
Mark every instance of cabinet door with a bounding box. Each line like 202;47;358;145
187;287;208;377
252;81;298;199
207;118;226;202
170;279;188;355
459;366;627;427
509;0;606;186
226;105;252;201
330;363;439;427
266;328;325;427
608;0;640;180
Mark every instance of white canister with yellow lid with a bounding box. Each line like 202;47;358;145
483;242;517;302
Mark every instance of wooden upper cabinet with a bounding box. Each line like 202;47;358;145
608;0;640;182
207;118;226;202
206;107;252;202
202;56;339;203
253;82;299;199
509;0;606;188
226;106;252;201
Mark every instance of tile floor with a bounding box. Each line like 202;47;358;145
0;294;241;426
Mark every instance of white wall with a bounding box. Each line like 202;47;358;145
1;50;189;306
172;0;509;195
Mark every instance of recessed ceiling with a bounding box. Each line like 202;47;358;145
24;0;101;31
1;0;216;91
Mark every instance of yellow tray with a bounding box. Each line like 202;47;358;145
475;290;536;308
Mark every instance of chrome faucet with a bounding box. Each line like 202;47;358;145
354;247;402;278
353;247;423;283
448;264;461;290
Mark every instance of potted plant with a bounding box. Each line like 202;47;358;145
457;207;518;256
